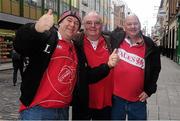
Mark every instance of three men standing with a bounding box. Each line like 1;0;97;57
14;8;161;120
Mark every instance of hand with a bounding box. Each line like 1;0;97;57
107;48;119;68
35;9;54;33
139;91;149;102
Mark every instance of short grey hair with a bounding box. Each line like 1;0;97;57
83;11;102;24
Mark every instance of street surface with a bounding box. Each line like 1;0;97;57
147;56;180;120
0;56;180;120
0;70;20;120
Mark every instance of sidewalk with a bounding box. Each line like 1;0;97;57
147;55;180;120
0;63;13;71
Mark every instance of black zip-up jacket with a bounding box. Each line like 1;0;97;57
13;23;111;107
110;28;161;97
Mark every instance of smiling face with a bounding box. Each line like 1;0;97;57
124;14;141;39
83;11;102;41
58;16;80;41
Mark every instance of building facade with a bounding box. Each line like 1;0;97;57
79;0;111;31
155;0;180;64
114;5;125;28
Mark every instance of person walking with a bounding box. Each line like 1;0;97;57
11;49;24;86
110;13;161;120
72;11;119;120
13;9;81;120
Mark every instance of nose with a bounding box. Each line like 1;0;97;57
92;22;95;27
70;21;75;27
91;22;95;27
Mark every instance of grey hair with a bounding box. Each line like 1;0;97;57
83;11;102;24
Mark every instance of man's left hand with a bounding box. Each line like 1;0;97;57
139;91;149;102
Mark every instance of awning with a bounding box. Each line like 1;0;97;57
0;29;15;37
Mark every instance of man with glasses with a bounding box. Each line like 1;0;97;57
72;11;119;120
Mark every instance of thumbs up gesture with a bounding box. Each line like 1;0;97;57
35;9;54;33
107;49;119;68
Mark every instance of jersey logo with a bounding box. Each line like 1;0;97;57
44;44;51;54
118;48;145;69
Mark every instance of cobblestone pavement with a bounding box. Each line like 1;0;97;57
0;56;180;120
0;70;20;120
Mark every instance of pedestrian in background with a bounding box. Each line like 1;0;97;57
13;9;81;120
72;11;119;120
153;36;160;47
11;49;24;86
110;13;161;120
153;36;162;54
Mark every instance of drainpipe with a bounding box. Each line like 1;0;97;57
70;0;72;10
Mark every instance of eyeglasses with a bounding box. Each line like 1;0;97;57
85;21;101;26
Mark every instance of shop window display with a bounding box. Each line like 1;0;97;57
0;36;13;63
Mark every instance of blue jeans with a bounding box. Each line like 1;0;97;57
111;95;147;120
89;106;112;120
19;105;69;120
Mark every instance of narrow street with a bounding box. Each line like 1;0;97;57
0;56;180;120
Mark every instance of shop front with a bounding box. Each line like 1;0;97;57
177;15;180;65
0;29;15;63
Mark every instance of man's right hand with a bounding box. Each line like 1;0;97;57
108;49;119;68
35;9;54;33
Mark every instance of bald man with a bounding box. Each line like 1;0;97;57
110;14;161;120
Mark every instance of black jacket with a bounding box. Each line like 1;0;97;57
110;29;161;97
14;23;58;106
14;23;111;107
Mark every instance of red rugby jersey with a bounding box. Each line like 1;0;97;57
113;39;145;102
19;37;78;111
84;36;113;109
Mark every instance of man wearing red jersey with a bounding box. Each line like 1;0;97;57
14;9;81;120
110;14;161;120
72;11;119;120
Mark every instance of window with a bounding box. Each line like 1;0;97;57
24;0;38;6
82;0;88;6
95;0;100;12
44;0;57;12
